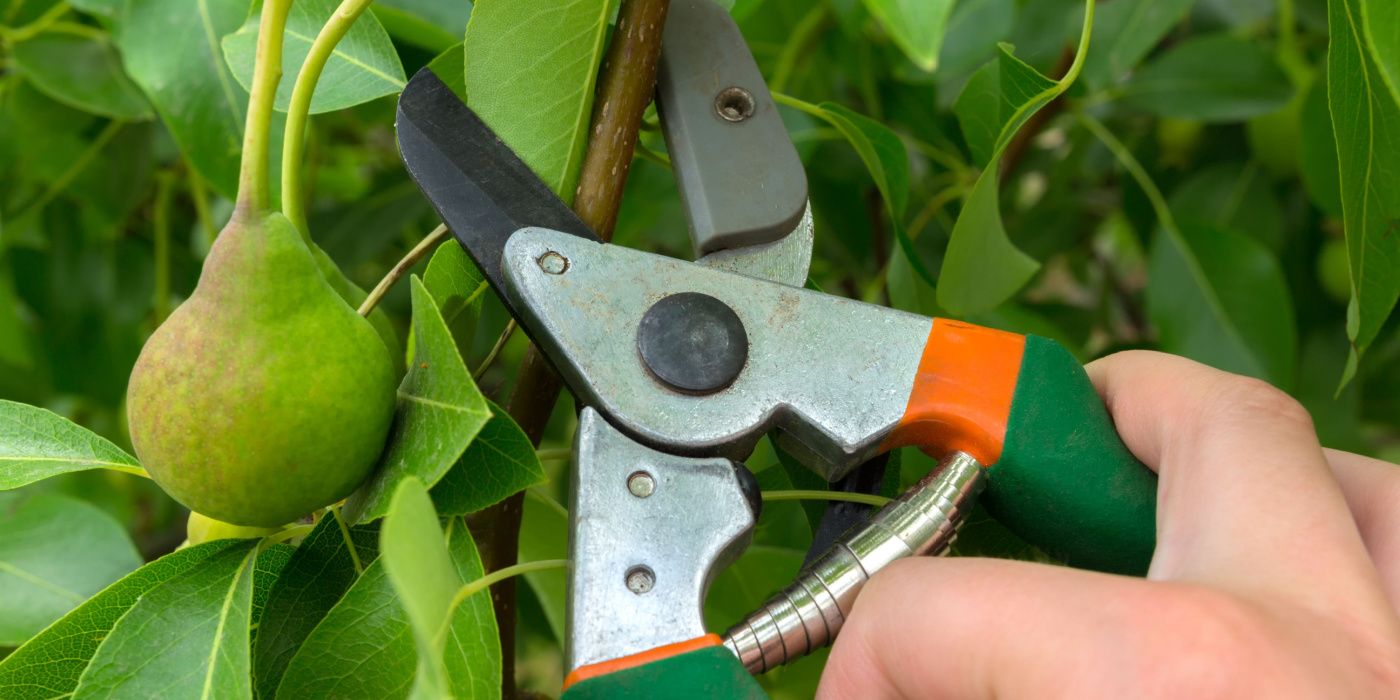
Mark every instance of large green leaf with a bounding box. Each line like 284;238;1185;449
1147;224;1297;387
1329;0;1400;384
0;492;142;645
1121;35;1292;122
938;3;1093;315
276;500;496;699
11;32;152;120
250;544;295;639
1363;0;1399;103
253;515;380;699
374;0;473;53
274;560;418;699
422;239;487;325
1080;0;1195;90
222;0;406;114
73;541;260;699
0;399;144;490
1299;73;1343;217
344;277;491;524
115;0;249;198
860;0;955;72
431;400;547;516
464;0;610;202
0;541;242;699
380;478;459;697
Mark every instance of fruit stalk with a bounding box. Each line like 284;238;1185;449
236;0;293;216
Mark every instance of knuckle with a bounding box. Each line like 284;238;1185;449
1127;588;1281;697
1204;375;1314;432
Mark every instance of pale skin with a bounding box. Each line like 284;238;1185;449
819;351;1400;698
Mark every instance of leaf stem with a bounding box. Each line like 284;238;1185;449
0;1;69;43
434;559;570;647
11;119;124;221
357;224;450;317
762;489;892;508
1074;112;1176;230
261;523;315;547
281;0;376;233
236;0;293;216
472;320;516;381
771;3;829;94
329;505;364;575
534;447;571;462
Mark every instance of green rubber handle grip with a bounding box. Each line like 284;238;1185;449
560;646;767;700
984;335;1158;575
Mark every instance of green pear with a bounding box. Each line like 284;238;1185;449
127;209;397;526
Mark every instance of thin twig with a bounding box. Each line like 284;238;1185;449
357;224;450;317
535;447;571;462
472;320;516;381
762;490;892;508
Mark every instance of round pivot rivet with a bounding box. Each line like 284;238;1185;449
538;251;569;275
627;471;655;498
626;566;655;595
715;86;756;122
637;292;748;394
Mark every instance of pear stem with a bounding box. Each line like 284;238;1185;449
236;0;293;216
281;0;377;234
357;224;451;317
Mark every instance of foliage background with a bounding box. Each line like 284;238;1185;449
1;0;1398;697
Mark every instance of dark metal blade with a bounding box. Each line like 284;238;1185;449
395;67;600;308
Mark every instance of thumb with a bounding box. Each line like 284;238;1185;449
817;557;1151;699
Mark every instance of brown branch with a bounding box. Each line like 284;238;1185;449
467;1;671;696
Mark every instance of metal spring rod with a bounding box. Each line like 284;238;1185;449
721;451;985;674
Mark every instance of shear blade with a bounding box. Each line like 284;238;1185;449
395;67;599;312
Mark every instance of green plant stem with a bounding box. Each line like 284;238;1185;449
281;0;376;233
236;0;293;216
329;505;364;575
357;224;450;316
1075;112;1175;229
188;168;218;249
762;489;892;508
633;140;671;169
11;119;124;221
0;1;68;43
434;559;570;646
472;320;516;381
261;523;315;547
153;172;174;324
107;464;151;479
534;447;571;462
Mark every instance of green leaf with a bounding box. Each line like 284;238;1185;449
1329;0;1400;384
425;42;467;103
953;60;1002;167
1120;35;1293;122
431;400;547;516
344;277;492;524
277;495;495;700
0;541;243;700
0;492;142;645
69;0;122;18
422;239;487;326
464;0;611;202
0;399;145;490
250;543;295;642
1080;0;1194;90
1147;224;1297;387
274;560;418;699
222;0;407;115
1168;162;1285;251
374;0;473;53
252;515;379;699
519;490;568;643
115;0;250;198
1299;73;1343;217
73;541;260;699
380;478;458;697
11;32;152;120
860;0;955;71
1363;0;1400;103
938;4;1094;315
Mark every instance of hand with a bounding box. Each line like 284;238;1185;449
819;351;1400;698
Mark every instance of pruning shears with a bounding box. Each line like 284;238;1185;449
396;1;1157;697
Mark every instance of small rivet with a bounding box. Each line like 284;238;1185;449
715;87;756;122
627;471;655;498
538;251;569;275
625;566;655;595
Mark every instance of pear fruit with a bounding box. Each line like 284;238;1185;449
127;209;397;526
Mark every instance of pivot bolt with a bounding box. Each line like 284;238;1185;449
637;292;748;395
538;251;569;275
715;87;756;122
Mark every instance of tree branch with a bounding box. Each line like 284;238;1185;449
468;1;672;696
